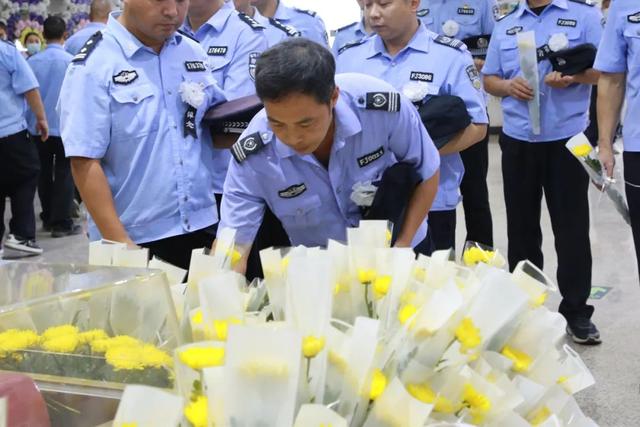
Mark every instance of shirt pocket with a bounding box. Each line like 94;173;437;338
455;9;481;33
499;38;520;76
624;27;640;71
207;55;232;86
109;83;158;139
273;194;323;229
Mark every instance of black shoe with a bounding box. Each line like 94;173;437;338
51;224;83;238
566;318;601;345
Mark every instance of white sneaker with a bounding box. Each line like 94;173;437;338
4;234;43;255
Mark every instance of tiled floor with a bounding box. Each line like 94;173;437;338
2;137;639;426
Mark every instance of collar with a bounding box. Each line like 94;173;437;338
108;12;181;58
274;1;294;21
517;0;568;18
273;94;362;159
46;43;64;50
356;19;369;38
85;21;107;29
367;20;431;59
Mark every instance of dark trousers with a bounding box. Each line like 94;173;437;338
427;209;457;251
584;86;599;147
140;226;217;271
0;130;40;241
460;132;493;246
624;152;640;280
35;136;74;229
499;132;593;322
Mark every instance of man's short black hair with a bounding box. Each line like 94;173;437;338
255;38;336;105
43;16;66;40
0;21;7;30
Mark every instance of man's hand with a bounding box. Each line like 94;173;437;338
36;118;49;142
544;71;575;89
598;142;616;178
473;58;486;72
506;77;535;101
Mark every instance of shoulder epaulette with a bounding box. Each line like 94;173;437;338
336;21;357;33
231;132;266;163
238;13;265;30
268;18;300;37
417;9;429;17
363;92;401;112
496;5;519;21
293;7;317;17
568;0;595;7
433;35;465;50
177;29;199;43
338;38;365;55
71;31;102;63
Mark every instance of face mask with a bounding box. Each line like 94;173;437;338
26;42;41;55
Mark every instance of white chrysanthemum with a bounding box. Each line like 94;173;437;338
402;81;430;103
549;32;570;52
442;20;460;37
179;81;206;109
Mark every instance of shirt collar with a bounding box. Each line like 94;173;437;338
367;20;431;59
85;21;107;29
273;93;362;159
108;12;181;58
518;0;569;18
46;43;64;51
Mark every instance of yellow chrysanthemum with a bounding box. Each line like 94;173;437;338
357;268;377;284
42;325;79;341
462;247;494;266
532;292;548;307
212;317;242;341
528;406;552;426
191;310;204;325
455;318;482;353
41;334;79;353
501;346;533;373
120;423;138;427
184;395;208;427
0;329;39;356
239;360;289;377
413;267;427;282
140;345;173;369
398;304;418;325
91;335;141;354
571;143;593;158
226;248;242;266
78;329;109;344
462;383;492;423
369;369;387;400
302;336;325;359
179;347;225;370
557;376;569;384
372;275;391;299
333;281;348;295
385;229;392;245
105;346;146;371
281;257;290;270
406;383;456;413
328;350;347;373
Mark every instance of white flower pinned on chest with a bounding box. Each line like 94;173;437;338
442;20;460;38
548;32;570;52
402;81;430;104
179;81;206;109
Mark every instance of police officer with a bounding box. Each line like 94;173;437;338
59;0;227;270
0;36;48;256
233;0;301;47
182;0;267;203
251;0;328;46
219;38;441;272
483;0;602;344
27;16;80;238
595;0;640;280
336;0;488;253
332;0;372;57
418;0;496;247
65;0;113;55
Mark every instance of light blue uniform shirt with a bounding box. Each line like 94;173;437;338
418;0;497;40
252;6;301;47
219;73;440;247
331;19;369;57
272;2;328;46
594;0;640;152
483;0;602;142
64;22;107;55
0;39;39;139
26;44;72;137
181;1;268;194
336;22;488;212
59;13;227;244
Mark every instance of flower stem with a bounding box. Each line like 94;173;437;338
305;357;311;382
364;283;373;318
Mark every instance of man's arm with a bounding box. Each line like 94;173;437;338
395;170;440;247
71;157;135;245
23;88;48;141
438;124;488;155
597;72;625;177
483;74;534;100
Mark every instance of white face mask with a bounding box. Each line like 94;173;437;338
26;42;41;55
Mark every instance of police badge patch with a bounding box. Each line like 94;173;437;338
249;52;259;81
278;184;307;199
365;92;401;112
466;65;482;90
112;70;138;85
231;132;265;163
629;12;640;23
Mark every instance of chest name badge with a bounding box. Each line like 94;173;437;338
278;183;307;199
557;18;577;27
629;12;640;23
506;26;523;35
410;71;434;83
184;61;206;72
358;146;385;168
207;46;228;56
112;70;138;85
457;6;476;15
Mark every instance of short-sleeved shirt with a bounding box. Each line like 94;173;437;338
181;1;268;193
64;22;107;55
594;0;640;152
252;7;301;47
336;22;489;211
27;44;73;137
219;73;440;248
272;3;328;46
0;39;39;139
331;20;369;57
58;13;227;244
418;0;497;40
483;0;603;142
